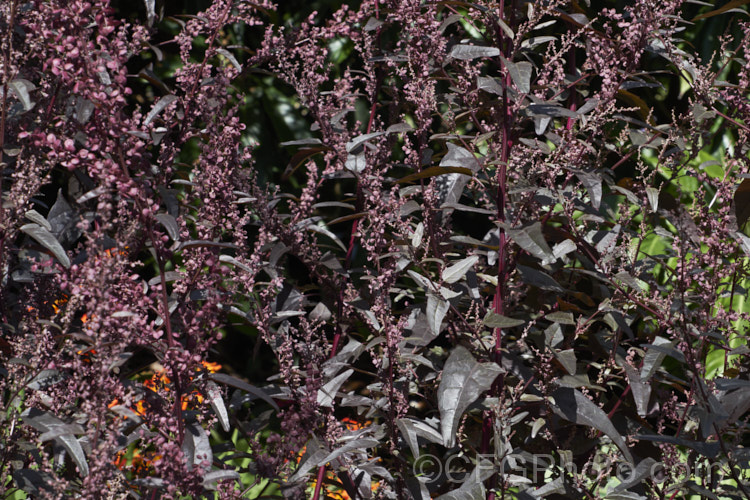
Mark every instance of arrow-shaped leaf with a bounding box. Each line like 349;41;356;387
499;55;532;93
203;470;240;491
182;420;211;470
9;79;35;111
144;94;177;126
505;222;555;263
20;223;70;268
290;437;329;482
427;293;450;335
205;381;230;432
396;418;443;458
483;311;525;329
317;369;353;407
449;44;500;60
442;256;479;284
639;337;674;381
210;373;279;411
440;143;482;171
319;438;380;465
346;131;387;152
22;408;88;476
517;265;564;292
550;387;633;463
438;346;502;447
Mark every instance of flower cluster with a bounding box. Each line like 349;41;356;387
2;0;750;498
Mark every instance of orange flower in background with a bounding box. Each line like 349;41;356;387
26;246;128;324
340;416;371;431
324;482;351;500
113;448;145;473
113;447;162;474
76;348;97;364
201;361;222;373
309;473;381;500
301;417;379;499
142;369;172;392
133;399;148;416
109;361;224;417
28;292;93;324
52;295;67;314
26;295;69;315
103;246;128;258
110;359;223;472
109;396;149;418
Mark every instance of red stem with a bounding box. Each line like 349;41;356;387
713;107;750;134
311;463;326;500
485;2;514;498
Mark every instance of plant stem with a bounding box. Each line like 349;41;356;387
485;2;515;498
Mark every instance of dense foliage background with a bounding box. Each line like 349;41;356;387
1;0;749;498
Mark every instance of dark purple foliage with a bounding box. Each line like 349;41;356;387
1;0;749;498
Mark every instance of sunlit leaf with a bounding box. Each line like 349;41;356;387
545;311;575;325
22;409;88;476
623;364;651;418
317;369;353;407
449;44;501;60
319;437;380;465
554;349;576;375
640;338;682;381
442;255;479;283
182;420;211;470
483;311;525;328
396;418;443;458
9;79;34;111
499;55;532;93
504;222;555;263
144;94;177;126
20;223;70;268
217;48;241;71
25;210;51;230
427;293;450;335
203;470;240;491
206;381;230;432
142;0;156;25
438;346;502;447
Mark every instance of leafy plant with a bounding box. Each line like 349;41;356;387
1;0;749;498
